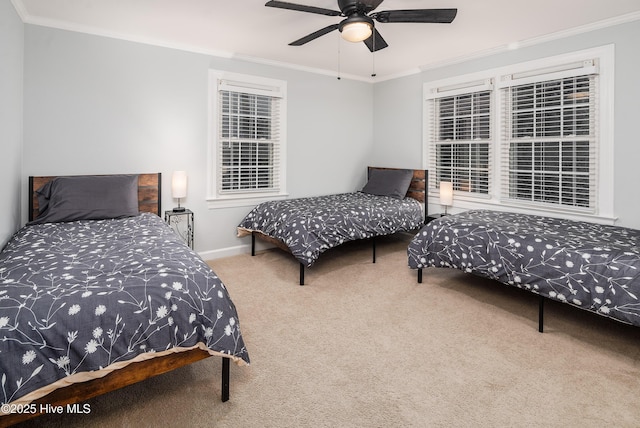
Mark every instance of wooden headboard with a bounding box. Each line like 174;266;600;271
367;166;429;222
28;173;162;222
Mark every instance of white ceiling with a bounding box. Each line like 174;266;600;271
12;0;640;81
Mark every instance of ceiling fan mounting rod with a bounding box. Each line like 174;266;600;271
338;0;379;17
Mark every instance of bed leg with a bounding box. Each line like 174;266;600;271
299;263;305;286
221;357;230;402
251;233;256;257
417;269;423;284
538;296;544;333
372;237;376;263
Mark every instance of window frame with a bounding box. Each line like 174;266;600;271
425;79;494;198
207;70;288;209
499;70;597;212
423;45;615;224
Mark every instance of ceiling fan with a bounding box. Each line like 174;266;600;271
265;0;457;52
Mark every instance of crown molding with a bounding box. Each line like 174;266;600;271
10;0;28;21
15;5;373;83
230;53;372;83
419;10;640;72
12;1;640;83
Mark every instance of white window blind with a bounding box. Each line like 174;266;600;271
217;79;282;195
499;61;598;211
426;79;493;195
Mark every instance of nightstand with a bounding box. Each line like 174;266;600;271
165;209;194;249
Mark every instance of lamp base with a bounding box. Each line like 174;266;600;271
172;207;186;212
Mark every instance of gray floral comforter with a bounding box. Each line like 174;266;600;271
408;210;640;326
238;192;424;267
0;213;249;406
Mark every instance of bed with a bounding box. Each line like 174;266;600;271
0;173;249;426
238;167;427;285
407;209;640;332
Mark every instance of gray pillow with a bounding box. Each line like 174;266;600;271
30;174;139;225
361;168;413;199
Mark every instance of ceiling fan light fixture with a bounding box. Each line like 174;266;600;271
339;16;373;43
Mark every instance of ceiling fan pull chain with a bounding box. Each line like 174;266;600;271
371;53;376;78
337;36;342;80
371;23;376;77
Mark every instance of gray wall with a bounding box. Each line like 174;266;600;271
0;2;23;249
22;25;373;256
372;19;640;230
372;73;424;170
5;5;639;257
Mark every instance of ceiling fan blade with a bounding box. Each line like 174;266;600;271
372;9;457;24
289;24;340;46
265;1;341;16
363;28;388;52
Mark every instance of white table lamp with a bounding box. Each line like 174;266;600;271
439;181;453;215
171;171;188;212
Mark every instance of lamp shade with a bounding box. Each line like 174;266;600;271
171;171;188;199
439;181;453;206
340;21;372;42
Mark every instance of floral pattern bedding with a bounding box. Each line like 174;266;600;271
238;192;424;267
408;210;640;327
0;213;249;406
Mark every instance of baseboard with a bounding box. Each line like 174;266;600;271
199;232;416;261
198;245;248;261
198;240;276;261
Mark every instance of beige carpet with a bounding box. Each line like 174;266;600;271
15;234;640;427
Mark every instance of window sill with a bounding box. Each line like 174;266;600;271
207;193;289;209
432;196;617;226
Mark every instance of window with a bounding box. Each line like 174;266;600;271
208;71;287;207
423;46;613;221
425;81;492;196
500;62;598;211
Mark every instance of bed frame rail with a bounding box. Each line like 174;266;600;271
1;347;231;426
252;234;377;286
417;267;547;333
